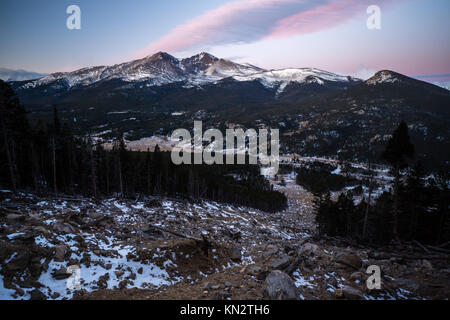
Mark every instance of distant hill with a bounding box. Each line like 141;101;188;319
0;67;47;81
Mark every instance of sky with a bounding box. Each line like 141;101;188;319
0;0;449;84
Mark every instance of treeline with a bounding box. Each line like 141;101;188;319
295;161;359;195
0;80;286;212
314;122;450;245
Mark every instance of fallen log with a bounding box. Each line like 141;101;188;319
148;224;213;256
424;245;450;254
413;240;431;254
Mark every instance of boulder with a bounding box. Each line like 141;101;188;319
51;267;71;280
53;222;76;234
299;243;320;256
29;289;47;300
230;246;242;261
342;285;364;300
270;256;291;270
87;211;104;220
264;270;299;300
6;252;30;272
53;245;68;262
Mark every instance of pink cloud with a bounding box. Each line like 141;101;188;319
138;0;299;56
265;0;365;39
137;0;403;59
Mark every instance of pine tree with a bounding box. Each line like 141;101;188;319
381;121;414;240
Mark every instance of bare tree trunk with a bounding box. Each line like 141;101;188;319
89;139;97;198
52;136;57;195
363;160;374;240
118;154;123;197
0;113;17;193
393;164;400;241
106;154;110;194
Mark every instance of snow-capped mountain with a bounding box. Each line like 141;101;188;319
0;68;47;81
16;52;360;94
365;70;405;85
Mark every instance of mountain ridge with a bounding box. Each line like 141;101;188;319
13;52;361;94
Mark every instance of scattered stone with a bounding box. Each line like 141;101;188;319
270;256;291;270
115;270;125;278
219;290;232;299
6;252;30;272
264;270;299;300
341;285;364;300
52;267;70;280
350;271;364;282
88;211;104;220
53;222;76;234
264;244;279;257
247;265;262;275
32;226;48;234
97;273;110;289
230;246;242;261
299;243;320;256
202;282;213;290
29;289;46;300
53;245;68;262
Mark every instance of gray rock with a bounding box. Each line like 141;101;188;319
53;222;76;234
29;289;47;300
247;265;262;275
230;246;242;261
264;270;299;300
202;282;213;290
6;252;30;272
342;285;364;300
32;226;49;234
88;211;104;220
270;256;291;270
51;267;70;280
53;245;67;262
299;243;320;256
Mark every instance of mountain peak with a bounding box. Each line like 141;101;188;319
365;70;405;85
146;51;177;62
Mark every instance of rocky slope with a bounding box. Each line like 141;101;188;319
1;169;448;300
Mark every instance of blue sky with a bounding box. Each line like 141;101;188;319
0;0;449;83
